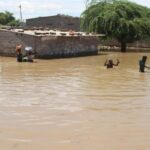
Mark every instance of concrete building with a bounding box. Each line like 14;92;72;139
26;14;80;31
0;29;100;58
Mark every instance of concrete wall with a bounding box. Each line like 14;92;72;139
36;36;98;58
26;15;80;31
0;30;24;56
100;38;150;49
0;30;99;58
129;39;150;48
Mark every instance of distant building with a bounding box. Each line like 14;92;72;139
26;14;80;31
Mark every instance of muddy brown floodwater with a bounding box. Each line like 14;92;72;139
0;52;150;150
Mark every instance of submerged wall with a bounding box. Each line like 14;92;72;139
100;38;150;49
0;30;99;58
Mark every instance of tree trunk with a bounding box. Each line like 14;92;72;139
121;42;127;52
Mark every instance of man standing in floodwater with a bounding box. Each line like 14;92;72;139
139;56;150;72
15;44;23;62
104;59;120;69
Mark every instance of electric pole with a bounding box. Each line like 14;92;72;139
19;4;23;22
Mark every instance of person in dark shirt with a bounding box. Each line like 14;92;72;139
104;59;120;69
139;56;150;72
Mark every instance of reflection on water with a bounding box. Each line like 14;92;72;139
0;52;150;150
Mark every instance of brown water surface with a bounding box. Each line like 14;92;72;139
0;52;150;150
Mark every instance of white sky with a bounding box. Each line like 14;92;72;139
0;0;150;21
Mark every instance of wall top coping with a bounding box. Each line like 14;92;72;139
0;29;105;38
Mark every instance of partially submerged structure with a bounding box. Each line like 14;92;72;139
0;28;103;58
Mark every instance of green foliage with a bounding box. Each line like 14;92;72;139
81;0;150;51
7;20;20;27
0;11;20;27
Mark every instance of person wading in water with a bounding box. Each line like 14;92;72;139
139;56;150;72
104;59;120;69
16;44;23;62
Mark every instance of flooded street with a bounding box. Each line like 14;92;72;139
0;52;150;150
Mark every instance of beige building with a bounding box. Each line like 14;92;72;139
26;14;80;31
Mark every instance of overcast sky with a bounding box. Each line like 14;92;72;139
0;0;150;21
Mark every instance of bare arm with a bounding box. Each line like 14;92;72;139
113;59;120;66
145;65;150;69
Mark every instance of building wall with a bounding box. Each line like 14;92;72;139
0;30;99;58
100;38;150;50
26;15;80;31
36;36;98;58
0;30;24;56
